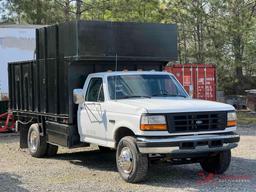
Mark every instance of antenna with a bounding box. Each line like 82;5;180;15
114;54;117;101
115;53;118;71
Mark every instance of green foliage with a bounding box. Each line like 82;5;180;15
0;0;256;94
79;0;161;22
1;0;66;24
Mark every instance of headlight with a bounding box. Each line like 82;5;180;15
140;115;167;131
227;111;237;127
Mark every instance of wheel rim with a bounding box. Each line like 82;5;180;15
29;129;39;153
118;147;133;174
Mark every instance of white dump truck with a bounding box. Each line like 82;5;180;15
9;21;239;183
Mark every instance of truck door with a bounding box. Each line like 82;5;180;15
79;77;106;144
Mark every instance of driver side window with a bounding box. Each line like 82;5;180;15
85;78;104;102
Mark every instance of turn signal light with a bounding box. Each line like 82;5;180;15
227;120;237;127
140;124;167;131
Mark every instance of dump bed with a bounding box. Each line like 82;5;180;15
8;20;177;147
36;20;177;61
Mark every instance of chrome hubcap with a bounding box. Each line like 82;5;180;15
29;130;39;152
118;147;133;174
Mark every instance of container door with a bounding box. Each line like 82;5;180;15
182;66;193;96
197;65;206;100
165;65;192;96
205;66;216;101
196;65;216;101
166;64;216;101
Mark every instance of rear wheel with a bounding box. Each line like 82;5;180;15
27;124;47;158
200;150;231;174
116;136;148;183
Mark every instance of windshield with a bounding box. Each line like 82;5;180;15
107;74;188;100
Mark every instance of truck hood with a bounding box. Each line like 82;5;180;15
116;98;235;113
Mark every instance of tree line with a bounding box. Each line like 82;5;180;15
1;0;256;94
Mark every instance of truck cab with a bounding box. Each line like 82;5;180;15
73;71;239;182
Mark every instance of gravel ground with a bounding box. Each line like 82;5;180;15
0;125;256;192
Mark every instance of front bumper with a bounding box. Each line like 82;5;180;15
136;132;240;154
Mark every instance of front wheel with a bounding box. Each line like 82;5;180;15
200;150;231;174
116;136;148;183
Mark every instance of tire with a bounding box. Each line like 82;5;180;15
98;146;113;152
47;144;58;156
200;150;231;174
116;136;148;183
27;123;47;158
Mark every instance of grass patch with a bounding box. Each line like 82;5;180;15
237;111;256;125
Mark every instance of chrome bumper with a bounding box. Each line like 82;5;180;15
136;132;240;154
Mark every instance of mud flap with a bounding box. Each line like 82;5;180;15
19;123;29;148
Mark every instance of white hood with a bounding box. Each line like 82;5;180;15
117;98;235;113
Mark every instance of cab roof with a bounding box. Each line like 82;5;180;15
88;71;173;77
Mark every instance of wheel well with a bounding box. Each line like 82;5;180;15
19;121;41;149
114;127;135;147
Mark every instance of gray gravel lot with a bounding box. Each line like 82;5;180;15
0;125;256;192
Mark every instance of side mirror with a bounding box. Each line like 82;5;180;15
73;89;85;104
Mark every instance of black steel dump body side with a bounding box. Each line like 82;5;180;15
8;20;177;148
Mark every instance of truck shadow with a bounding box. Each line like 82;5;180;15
54;150;255;189
0;173;29;192
143;156;255;189
56;149;117;172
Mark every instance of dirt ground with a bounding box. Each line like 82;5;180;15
0;125;256;192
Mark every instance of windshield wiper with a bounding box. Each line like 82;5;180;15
152;93;187;98
121;95;151;99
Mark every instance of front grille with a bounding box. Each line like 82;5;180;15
167;111;227;133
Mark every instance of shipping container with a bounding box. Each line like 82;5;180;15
9;20;178;148
165;64;216;101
